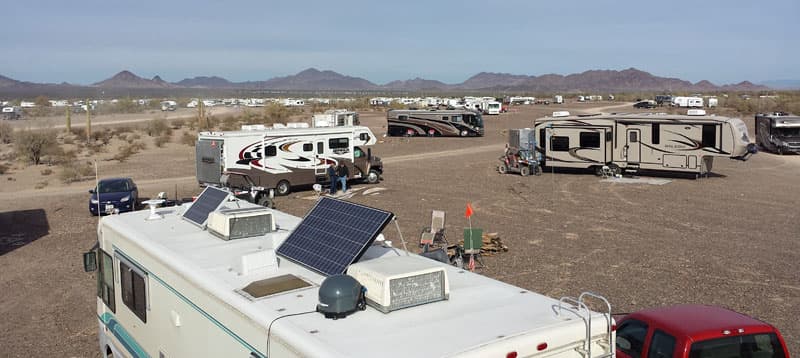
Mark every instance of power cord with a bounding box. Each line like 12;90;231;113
266;310;317;357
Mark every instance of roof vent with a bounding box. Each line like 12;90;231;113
552;111;570;118
687;109;707;116
207;207;275;240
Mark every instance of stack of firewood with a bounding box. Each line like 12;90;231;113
446;232;508;257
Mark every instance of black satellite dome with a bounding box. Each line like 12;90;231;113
316;274;366;319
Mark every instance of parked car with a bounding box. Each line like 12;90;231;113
89;177;139;215
616;305;790;358
633;100;656;109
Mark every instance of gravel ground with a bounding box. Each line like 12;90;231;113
1;103;798;357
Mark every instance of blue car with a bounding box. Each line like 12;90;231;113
89;177;139;215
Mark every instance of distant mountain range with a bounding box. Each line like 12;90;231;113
0;68;776;96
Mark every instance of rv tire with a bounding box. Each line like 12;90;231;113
593;166;603;176
460;130;468;137
520;166;530;176
275;180;291;196
366;170;380;184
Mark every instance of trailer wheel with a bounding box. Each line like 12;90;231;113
520;166;530;177
257;195;274;208
498;164;508;174
610;165;622;176
275;180;291;196
366;170;380;184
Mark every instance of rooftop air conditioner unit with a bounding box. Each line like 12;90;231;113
347;255;449;313
207;207;275;241
552;111;570;118
687;109;707;116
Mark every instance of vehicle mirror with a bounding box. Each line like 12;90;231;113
89;188;95;194
83;251;97;272
617;336;631;351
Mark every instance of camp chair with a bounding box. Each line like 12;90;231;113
463;227;486;269
419;210;446;247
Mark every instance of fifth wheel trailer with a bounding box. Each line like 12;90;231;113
532;113;757;176
196;125;383;195
84;192;616;358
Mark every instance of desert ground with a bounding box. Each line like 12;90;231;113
1;102;798;357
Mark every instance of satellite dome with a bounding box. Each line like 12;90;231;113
316;274;366;319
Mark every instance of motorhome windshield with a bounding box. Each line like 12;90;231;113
465;113;484;128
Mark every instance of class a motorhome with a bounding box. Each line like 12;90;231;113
83;193;616;358
532;112;757;176
755;112;800;154
311;109;359;127
387;109;485;137
196;125;383;195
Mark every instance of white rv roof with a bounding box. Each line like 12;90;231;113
534;112;737;125
101;200;606;357
199;125;371;138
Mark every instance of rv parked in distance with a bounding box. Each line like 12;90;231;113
196;125;383;195
532;112;756;177
312;109;359;127
755;112;800;154
672;96;704;108
387;109;484;137
160;100;177;111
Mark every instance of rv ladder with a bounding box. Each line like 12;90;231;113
556;292;614;358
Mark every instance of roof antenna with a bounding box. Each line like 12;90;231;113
143;198;166;220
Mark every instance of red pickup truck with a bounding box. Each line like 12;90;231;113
616;305;790;358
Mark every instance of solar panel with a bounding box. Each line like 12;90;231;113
182;186;229;227
277;197;394;276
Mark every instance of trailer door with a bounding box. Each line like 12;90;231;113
196;138;223;185
626;129;641;163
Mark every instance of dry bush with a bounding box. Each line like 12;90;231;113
219;115;240;131
111;126;133;138
62;135;74;145
180;131;196;146
59;161;93;183
154;134;171;148
145;118;172;137
70;128;87;142
171;119;185;129
14;129;58;165
263;103;293;123
112;141;146;162
0;163;8;174
34;180;48;189
0;121;13;144
92;129;113;145
41;168;53;176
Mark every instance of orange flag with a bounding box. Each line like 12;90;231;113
465;203;474;218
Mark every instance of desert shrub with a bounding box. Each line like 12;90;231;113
154;134;171;148
0;163;8;174
62;135;74;144
219;115;240;131
112;141;146;162
264;103;292;122
92;129;113;145
14;129;58;165
145;118;172;137
180;131;196;146
70;127;87;141
171;119;185;129
34;180;48;189
41;168;53;176
111;126;133;138
59;161;93;183
0;121;13;144
50;148;78;165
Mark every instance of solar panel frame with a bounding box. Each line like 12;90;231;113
182;186;230;227
277;197;394;277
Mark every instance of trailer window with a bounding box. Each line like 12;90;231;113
329;138;349;154
648;330;676;358
120;261;148;323
551;136;570;151
652;124;661;144
302;143;313;152
702;124;716;147
97;250;115;313
265;145;276;157
579;132;601;148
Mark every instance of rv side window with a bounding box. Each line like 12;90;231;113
97;250;115;313
359;133;370;142
702;124;716;147
652;124;661;144
398;115;408;121
120;260;148;323
551;136;570;151
579;132;601;148
302;143;313;152
329;138;349;150
442;116;449;121
265;145;276;157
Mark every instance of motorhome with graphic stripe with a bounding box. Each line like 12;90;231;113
532;112;757;176
387;109;484;137
196;125;383;196
83;190;616;358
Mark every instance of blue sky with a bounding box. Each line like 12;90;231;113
2;0;797;85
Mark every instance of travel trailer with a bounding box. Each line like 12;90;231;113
387;109;484;137
672;96;704;108
554;95;564;104
755;112;800;154
196;126;383;195
532;113;757;176
83;192;616;358
311;109;359;127
160;100;177;111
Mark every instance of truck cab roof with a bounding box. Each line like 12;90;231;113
624;305;779;341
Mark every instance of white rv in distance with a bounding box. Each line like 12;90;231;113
554;95;564;104
532;112;757;176
672;96;704;108
196;126;383;195
480;100;502;115
311;109;359;127
83;195;616;358
160;100;177;111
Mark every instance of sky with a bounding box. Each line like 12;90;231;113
2;0;798;85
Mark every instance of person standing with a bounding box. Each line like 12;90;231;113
327;163;338;194
336;162;349;193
